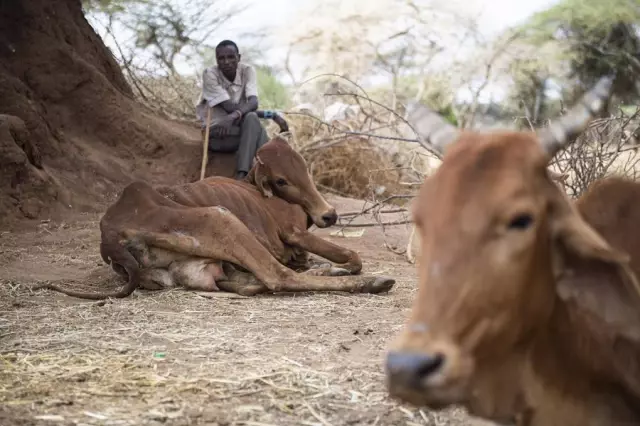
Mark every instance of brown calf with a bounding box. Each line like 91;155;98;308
385;75;640;425
38;136;395;299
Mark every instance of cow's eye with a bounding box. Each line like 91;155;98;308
508;213;533;230
275;178;287;187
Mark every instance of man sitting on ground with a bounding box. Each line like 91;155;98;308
196;39;269;180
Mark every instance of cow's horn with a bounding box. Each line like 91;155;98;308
537;74;616;158
405;101;460;157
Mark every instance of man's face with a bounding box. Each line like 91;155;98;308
215;45;240;78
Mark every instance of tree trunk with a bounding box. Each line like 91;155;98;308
0;0;204;227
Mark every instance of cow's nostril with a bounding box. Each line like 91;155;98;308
386;351;445;385
322;211;338;226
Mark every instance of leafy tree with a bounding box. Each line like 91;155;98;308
86;0;245;76
519;0;640;105
503;57;552;128
394;74;459;126
255;66;292;110
82;0;143;14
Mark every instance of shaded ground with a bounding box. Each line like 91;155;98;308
0;195;490;426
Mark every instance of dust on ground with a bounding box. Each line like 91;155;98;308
0;194;489;426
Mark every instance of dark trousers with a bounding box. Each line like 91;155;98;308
208;112;270;173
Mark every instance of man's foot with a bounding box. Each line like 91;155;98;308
235;171;248;181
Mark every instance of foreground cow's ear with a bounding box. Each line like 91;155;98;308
549;185;640;342
249;162;273;198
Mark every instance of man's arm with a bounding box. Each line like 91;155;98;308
201;68;232;114
216;95;258;115
215;65;260;115
200;68;240;137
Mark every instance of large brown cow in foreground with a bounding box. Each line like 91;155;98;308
385;75;640;426
39;136;395;299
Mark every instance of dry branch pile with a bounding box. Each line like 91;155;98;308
124;73;202;121
281;113;408;200
549;107;640;198
263;101;434;202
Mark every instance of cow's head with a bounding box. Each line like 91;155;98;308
385;75;639;421
248;135;338;228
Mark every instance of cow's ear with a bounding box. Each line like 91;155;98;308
547;182;640;343
248;158;272;198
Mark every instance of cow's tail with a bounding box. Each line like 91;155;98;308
35;241;141;300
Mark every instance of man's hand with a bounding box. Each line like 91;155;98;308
273;114;289;133
256;110;289;133
211;111;242;138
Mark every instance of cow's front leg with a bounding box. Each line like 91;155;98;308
282;228;362;274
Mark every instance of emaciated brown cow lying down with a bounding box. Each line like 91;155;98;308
38;136;395;299
385;74;640;425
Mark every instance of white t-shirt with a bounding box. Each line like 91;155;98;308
195;63;259;127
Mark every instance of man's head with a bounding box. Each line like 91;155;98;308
384;75;621;420
248;136;338;228
215;40;240;79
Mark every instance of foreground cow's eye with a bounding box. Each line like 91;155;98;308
508;213;534;230
275;178;288;187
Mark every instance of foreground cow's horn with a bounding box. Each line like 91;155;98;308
405;101;460;156
537;74;616;157
406;74;616;159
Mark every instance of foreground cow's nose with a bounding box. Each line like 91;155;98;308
386;351;445;388
322;210;338;226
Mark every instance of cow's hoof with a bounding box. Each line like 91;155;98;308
302;265;350;276
310;262;331;270
237;287;263;297
328;267;350;276
362;276;396;294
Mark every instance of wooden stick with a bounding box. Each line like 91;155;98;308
199;106;212;181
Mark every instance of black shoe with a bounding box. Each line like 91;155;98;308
235;171;248;181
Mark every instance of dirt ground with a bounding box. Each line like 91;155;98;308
0;194;491;426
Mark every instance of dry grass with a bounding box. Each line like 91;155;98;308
0;289;400;425
0;196;480;426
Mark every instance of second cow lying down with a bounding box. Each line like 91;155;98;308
40;136;395;299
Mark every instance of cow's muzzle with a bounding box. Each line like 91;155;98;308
386;351;445;391
311;208;338;228
385;346;471;409
320;209;338;227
